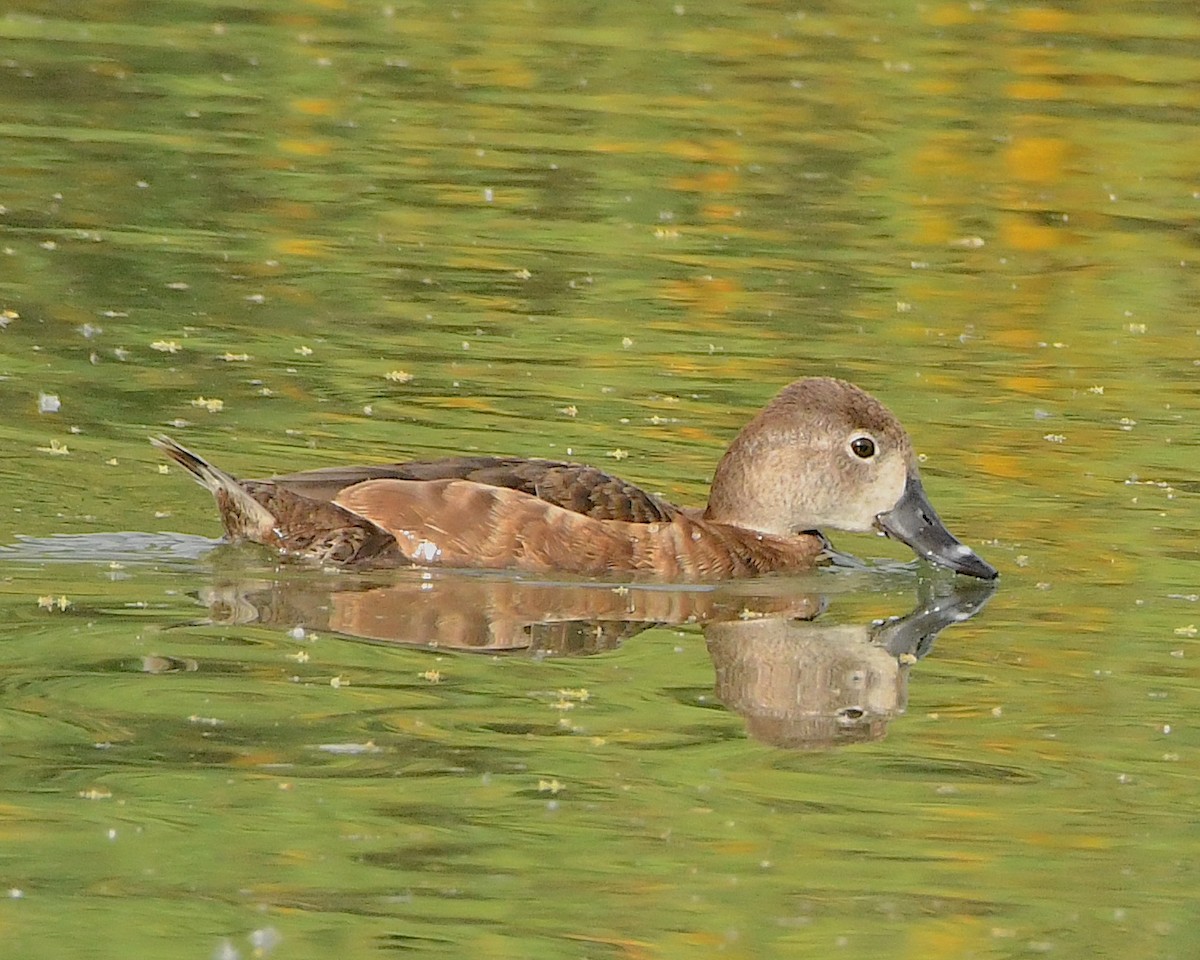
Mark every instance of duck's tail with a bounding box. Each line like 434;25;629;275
150;435;279;542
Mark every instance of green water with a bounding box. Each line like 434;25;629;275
1;1;1198;957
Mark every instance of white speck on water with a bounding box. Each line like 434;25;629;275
212;940;240;960
188;715;223;726
249;927;283;955
317;741;380;755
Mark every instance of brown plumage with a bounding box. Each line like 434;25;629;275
270;457;679;523
152;377;998;581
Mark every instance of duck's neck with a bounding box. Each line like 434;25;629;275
702;446;795;537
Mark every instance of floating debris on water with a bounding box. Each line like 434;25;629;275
316;741;380;755
188;715;223;726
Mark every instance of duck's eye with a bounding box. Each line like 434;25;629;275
850;436;876;459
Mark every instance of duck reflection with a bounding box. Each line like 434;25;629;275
199;569;993;749
705;580;993;748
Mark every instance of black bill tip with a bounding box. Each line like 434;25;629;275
875;474;998;581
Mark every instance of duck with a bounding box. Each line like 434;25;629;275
151;377;998;581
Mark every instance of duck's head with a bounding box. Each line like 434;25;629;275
703;377;998;580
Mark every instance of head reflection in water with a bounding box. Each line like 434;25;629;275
707;622;905;749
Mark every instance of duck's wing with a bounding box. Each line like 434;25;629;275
270;456;681;523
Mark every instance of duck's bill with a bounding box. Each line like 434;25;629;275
875;475;998;580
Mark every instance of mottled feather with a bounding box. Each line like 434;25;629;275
272;457;679;523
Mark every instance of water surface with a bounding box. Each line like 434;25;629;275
1;1;1197;957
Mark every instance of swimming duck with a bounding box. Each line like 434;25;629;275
152;377;997;580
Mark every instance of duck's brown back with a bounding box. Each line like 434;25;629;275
333;477;825;579
270;456;680;523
